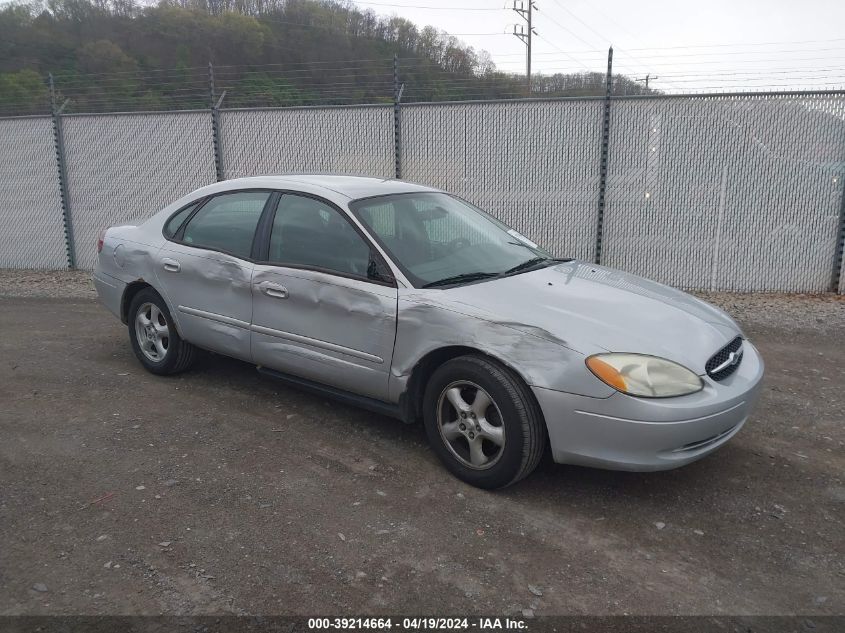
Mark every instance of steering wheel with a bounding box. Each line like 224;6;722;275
446;237;472;251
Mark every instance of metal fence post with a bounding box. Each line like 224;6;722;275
595;46;613;265
393;54;403;180
49;73;75;269
832;175;845;293
209;62;225;182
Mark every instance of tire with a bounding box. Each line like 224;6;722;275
422;355;546;489
128;288;196;375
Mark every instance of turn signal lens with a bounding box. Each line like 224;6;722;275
585;357;628;392
97;228;107;253
586;353;704;398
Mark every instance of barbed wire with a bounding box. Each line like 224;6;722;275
3;54;845;117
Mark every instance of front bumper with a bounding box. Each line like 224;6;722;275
533;341;765;471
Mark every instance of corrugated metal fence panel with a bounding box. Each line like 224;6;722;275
603;94;845;292
0;117;67;269
219;106;394;179
62;111;216;269
401;100;604;261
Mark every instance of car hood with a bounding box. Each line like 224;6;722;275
425;261;742;374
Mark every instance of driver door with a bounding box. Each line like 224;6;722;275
251;193;398;401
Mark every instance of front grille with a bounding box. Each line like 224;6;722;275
705;336;743;381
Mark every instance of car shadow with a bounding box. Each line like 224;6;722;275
169;349;749;508
190;349;429;442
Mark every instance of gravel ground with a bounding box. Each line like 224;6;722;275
0;269;843;617
0;269;96;300
694;291;845;333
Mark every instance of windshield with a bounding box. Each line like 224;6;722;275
349;192;555;288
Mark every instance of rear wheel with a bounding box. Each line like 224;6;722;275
128;288;195;375
422;355;546;489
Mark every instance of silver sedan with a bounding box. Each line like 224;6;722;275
93;175;764;489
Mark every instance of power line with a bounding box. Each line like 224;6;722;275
534;34;591;72
610;54;845;66
647;67;845;78
492;67;845;81
569;0;646;46
537;7;597;51
542;1;670;88
623;37;845;51
494;45;845;58
614;46;845;59
548;0;610;46
531;4;643;80
650;74;845;83
493;49;605;57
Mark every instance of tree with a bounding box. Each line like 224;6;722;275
77;39;137;74
0;68;50;114
0;0;641;115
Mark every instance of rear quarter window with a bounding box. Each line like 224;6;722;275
163;202;200;239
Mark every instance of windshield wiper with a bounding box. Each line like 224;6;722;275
503;257;570;276
422;272;501;288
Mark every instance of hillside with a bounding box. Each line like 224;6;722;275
0;0;654;116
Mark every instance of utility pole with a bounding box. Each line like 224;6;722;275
511;1;537;95
635;74;658;90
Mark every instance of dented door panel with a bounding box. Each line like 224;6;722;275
155;242;254;361
251;265;397;400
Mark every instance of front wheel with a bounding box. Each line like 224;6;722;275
128;288;196;375
422;355;546;489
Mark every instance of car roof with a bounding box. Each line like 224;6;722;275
211;174;441;200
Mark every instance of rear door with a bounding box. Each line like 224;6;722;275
156;190;273;361
251;193;398;400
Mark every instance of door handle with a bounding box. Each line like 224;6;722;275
259;281;289;299
162;257;181;273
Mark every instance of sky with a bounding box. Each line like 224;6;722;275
351;0;845;92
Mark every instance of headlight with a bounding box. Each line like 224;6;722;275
586;353;703;398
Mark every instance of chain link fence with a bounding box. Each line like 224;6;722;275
61;111;217;270
401;99;605;263
219;105;394;179
0;116;68;269
602;94;845;293
840;252;845;294
0;92;844;293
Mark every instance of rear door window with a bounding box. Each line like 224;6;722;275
180;191;270;259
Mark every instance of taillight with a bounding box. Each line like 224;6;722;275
97;228;107;253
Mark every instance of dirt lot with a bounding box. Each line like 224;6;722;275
0;271;843;617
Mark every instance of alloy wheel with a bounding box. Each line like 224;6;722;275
436;380;506;470
134;302;170;362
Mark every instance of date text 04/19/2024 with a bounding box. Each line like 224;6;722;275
307;618;528;630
